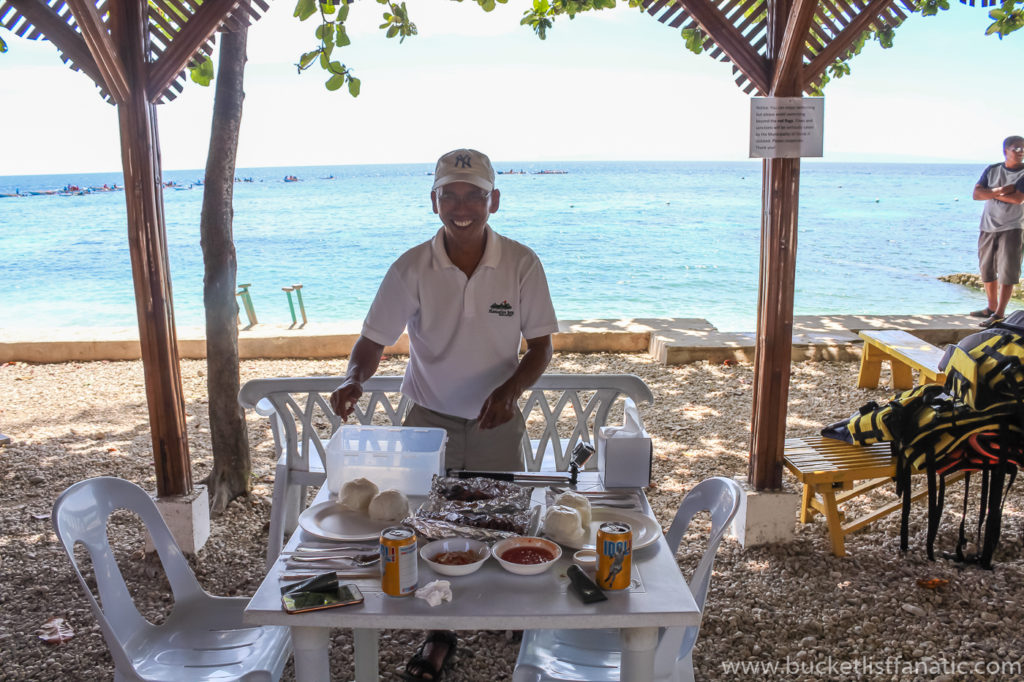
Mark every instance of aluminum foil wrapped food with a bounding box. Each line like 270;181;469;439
404;476;538;541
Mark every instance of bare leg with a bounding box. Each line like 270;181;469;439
996;283;1014;316
984;281;1000;313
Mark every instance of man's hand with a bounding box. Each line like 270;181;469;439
330;381;363;421
477;382;520;430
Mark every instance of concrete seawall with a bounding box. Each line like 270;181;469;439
0;315;983;365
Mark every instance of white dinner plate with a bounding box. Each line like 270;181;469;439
298;498;423;542
556;508;662;551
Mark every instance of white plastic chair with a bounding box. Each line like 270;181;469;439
513;476;744;682
52;477;292;681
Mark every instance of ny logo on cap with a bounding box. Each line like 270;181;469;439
455;154;472;169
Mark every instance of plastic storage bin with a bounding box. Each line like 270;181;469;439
325;425;447;497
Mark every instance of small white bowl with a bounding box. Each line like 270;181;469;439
572;549;598;573
419;538;489;577
492;536;562;575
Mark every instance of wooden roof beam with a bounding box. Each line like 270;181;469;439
680;0;770;94
771;0;819;94
147;0;239;102
65;0;130;104
4;0;109;95
804;0;894;89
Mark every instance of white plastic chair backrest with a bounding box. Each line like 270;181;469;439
655;477;743;674
51;477;206;671
239;373;655;473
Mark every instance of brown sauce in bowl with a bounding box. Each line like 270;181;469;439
501;545;555;565
433;550;480;566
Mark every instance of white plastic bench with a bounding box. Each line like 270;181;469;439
238;374;654;566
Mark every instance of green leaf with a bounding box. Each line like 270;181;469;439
320;50;330;69
681;27;705;54
347;76;361;96
294;0;316;20
298;50;320;69
337;3;349;21
188;55;214;86
482;0;496;10
386;24;399;37
0;35;7;53
326;73;346;91
336;26;351;47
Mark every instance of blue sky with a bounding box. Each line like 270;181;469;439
1;1;1022;174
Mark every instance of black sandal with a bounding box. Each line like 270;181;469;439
970;307;994;318
402;630;457;681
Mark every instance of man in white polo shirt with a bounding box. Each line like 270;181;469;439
330;148;559;473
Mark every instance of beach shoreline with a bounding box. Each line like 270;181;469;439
0;313;985;365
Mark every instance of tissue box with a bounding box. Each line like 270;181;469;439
325;425;447;497
597;426;652;488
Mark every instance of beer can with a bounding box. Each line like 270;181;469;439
595;521;632;591
380;526;418;597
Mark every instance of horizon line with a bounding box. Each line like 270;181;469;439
1;156;989;179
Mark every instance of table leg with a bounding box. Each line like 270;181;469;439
857;343;883;389
291;626;331;682
353;628;380;681
620;626;659;682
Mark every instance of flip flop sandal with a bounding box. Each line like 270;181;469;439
970;307;994;318
980;314;1005;328
402;630;458;681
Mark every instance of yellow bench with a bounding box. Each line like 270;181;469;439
783;436;962;557
857;329;946;390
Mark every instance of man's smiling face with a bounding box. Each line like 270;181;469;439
1005;141;1024;170
432;181;500;242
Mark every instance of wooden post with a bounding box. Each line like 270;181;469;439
749;0;800;490
111;0;192;497
750;158;799;490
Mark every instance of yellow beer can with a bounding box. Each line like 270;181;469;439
380;526;418;597
595;521;632;591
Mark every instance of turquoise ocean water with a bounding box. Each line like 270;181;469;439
0;161;990;332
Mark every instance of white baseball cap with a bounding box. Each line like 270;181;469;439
432;149;495;192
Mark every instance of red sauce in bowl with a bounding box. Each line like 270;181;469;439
501;545;555;565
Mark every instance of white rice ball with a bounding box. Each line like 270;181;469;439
543;505;586;545
338;477;379;513
368;489;410;522
553;491;592;529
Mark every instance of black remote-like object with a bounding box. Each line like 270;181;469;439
567;564;607;603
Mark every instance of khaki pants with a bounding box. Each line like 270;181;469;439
403;403;525;472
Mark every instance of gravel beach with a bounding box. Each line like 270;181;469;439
2;353;1023;681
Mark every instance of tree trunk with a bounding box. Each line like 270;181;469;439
200;26;250;512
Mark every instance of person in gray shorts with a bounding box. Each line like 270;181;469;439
971;135;1024;328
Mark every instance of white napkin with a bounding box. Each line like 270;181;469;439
415;580;452;607
601;398;647;439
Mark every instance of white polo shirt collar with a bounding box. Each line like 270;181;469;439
429;225;502;273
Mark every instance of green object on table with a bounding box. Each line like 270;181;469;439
283;286;297;326
236;283;258;327
293;284;308;326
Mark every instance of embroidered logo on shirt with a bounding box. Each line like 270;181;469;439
489;300;514;317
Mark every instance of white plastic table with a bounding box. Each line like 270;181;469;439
244;477;700;681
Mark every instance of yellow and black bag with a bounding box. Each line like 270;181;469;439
941;328;1024;410
821;384;947;446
